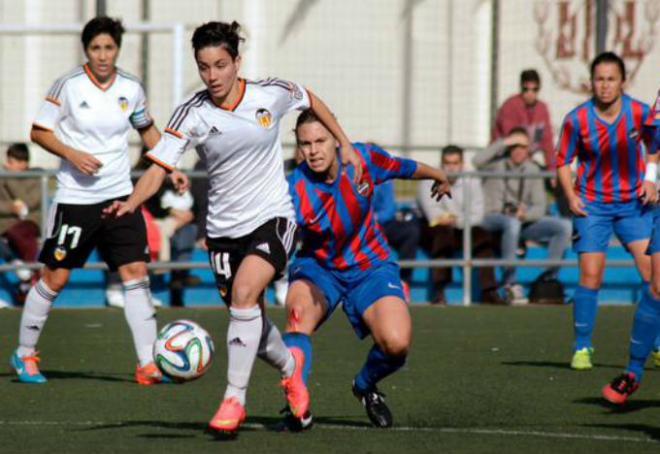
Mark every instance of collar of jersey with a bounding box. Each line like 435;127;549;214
83;64;117;92
210;79;246;112
589;94;628;128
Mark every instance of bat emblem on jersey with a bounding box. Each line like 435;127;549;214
256;108;273;128
54;246;67;261
629;129;639;140
357;181;370;196
117;96;129;112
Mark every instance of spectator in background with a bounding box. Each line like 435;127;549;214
0;143;42;307
474;128;572;304
493;69;555;171
417;145;503;305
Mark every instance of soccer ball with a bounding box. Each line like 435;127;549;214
153;320;215;381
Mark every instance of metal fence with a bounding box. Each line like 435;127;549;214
0;169;642;306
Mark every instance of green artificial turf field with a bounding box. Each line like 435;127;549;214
2;306;660;453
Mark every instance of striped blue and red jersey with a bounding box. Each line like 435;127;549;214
556;94;653;204
289;143;417;272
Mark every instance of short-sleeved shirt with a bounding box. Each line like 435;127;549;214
289;143;418;272
33;64;153;204
146;78;310;239
555;94;651;204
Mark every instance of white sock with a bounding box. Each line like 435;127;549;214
17;279;58;357
123;278;157;367
224;306;263;406
257;317;295;378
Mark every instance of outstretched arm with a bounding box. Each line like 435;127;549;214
307;90;362;182
411;162;452;201
103;163;167;218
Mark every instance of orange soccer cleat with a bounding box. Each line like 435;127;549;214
281;347;310;418
208;397;247;434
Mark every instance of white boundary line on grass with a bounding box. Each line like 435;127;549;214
0;420;657;445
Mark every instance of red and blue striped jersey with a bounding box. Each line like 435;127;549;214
289;143;417;272
556;94;652;203
645;89;660;154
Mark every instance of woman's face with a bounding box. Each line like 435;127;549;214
296;121;339;174
195;45;241;101
85;33;119;82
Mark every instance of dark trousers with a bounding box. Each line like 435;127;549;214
381;219;420;284
420;224;498;296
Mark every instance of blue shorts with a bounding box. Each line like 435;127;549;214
646;207;660;255
573;200;653;253
289;257;405;339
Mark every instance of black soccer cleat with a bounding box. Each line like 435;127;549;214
352;381;393;428
277;405;314;432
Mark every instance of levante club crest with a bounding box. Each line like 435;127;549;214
534;0;660;93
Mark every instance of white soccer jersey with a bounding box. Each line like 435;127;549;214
146;78;310;239
33;64;153;204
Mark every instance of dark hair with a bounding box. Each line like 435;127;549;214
192;21;244;60
294;109;323;140
7;143;29;162
520;69;541;88
441;144;464;160
508;126;529;137
591;51;626;80
81;17;124;49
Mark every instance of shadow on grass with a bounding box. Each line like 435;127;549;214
583;423;660;442
78;415;372;440
501;360;623;370
573;396;660;413
0;370;133;383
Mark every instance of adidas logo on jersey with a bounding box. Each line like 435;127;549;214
209;126;222;136
79;101;90;109
256;242;271;254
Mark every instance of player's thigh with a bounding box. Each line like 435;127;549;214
572;211;612;255
287;257;344;334
232;254;277;308
613;201;653;248
345;262;409;343
627;239;651;282
362;296;412;357
98;202;150;271
39;202;101;271
285;279;329;334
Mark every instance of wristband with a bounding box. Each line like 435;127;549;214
645;163;658;182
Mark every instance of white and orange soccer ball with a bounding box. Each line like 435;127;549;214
153;320;215;382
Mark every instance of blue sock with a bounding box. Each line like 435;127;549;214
354;344;406;392
282;333;312;385
573;285;599;351
626;283;660;382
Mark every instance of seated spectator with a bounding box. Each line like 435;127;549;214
0;143;42;306
417;145;503;305
473;128;572;304
372;145;420;303
493;69;554;171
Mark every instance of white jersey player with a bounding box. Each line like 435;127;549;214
105;21;363;435
11;17;178;386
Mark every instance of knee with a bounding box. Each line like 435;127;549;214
232;283;259;309
378;333;411;358
120;262;148;281
285;301;316;335
506;217;521;235
580;273;602;289
42;271;69;293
